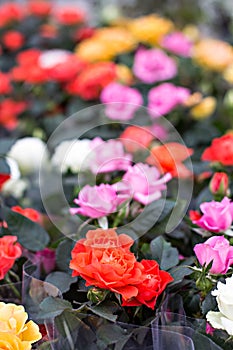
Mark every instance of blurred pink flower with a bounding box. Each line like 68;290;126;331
89;137;132;174
194;236;233;274
70;184;129;218
161;31;193;57
192;197;233;233
119;163;171;205
133;47;177;84
34;248;56;274
100;82;143;120
148;83;190;117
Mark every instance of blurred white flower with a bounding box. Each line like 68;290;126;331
7;137;49;175
1;158;28;198
51;139;92;173
207;275;233;335
38;50;71;69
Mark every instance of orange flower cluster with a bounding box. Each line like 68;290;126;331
70;229;173;309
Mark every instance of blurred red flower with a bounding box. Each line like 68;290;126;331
202;134;233;166
0;72;12;94
0;99;26;130
3;31;24;51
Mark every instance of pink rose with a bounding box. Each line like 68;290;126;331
133;47;177;84
119;163;171;205
194;236;233;274
70;183;129;218
89;137;132;174
148;83;190;117
192;197;233;233
161;31;193;57
100;82;143;120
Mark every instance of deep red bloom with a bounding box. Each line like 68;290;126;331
0;3;24;27
11;64;48;84
74;27;96;42
0;72;12;94
47;55;87;82
189;210;202;221
66;62;117;100
210;172;229;195
28;1;52;16
53;7;85;25
0;99;26;130
0;174;10;190
16;49;41;66
3;31;24;51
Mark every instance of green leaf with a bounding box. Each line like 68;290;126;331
150;236;179;270
117;200;175;240
38;297;72;319
168;265;193;286
201;292;217;316
3;206;49;251
45;272;77;293
96;324;126;346
56;239;75;273
87;301;119;322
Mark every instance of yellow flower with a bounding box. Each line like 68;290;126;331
76;27;136;62
193;39;233;72
127;14;173;46
0;302;42;349
0;333;26;350
116;64;134;85
223;64;233;84
190;97;217;119
182;25;200;43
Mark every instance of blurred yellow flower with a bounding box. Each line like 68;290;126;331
76;27;136;62
190;97;216;119
193;39;233;72
127;14;173;46
0;302;42;349
182;25;200;43
116;64;134;85
223;64;233;84
183;92;202;107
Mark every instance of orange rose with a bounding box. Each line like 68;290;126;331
70;229;144;300
122;260;173;309
146;142;193;178
120;125;154;153
202;134;233;166
0;236;22;280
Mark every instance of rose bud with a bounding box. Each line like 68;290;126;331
209;172;229;197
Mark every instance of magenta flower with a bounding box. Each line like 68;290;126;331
193;197;233;233
194;236;233;274
100;82;143;120
119;163;172;205
133;47;177;84
34;248;56;274
148;83;190;117
89;137;132;174
161;31;193;57
70;184;129;218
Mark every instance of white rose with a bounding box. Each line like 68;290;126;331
38;50;71;69
7;137;49;175
206;276;233;335
51;139;92;174
1;158;28;198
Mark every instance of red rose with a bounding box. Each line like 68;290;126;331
70;229;144;300
28;1;52;17
122;260;173;309
0;99;26;130
74;27;96;42
0;236;22;280
3;31;24;51
209;172;229;195
120;125;154;153
0;174;10;190
0;72;12;94
11;206;41;223
189;210;202;221
54;7;85;25
0;3;24;27
47;56;86;82
16;49;41;66
66;62;117;100
202;134;233;166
